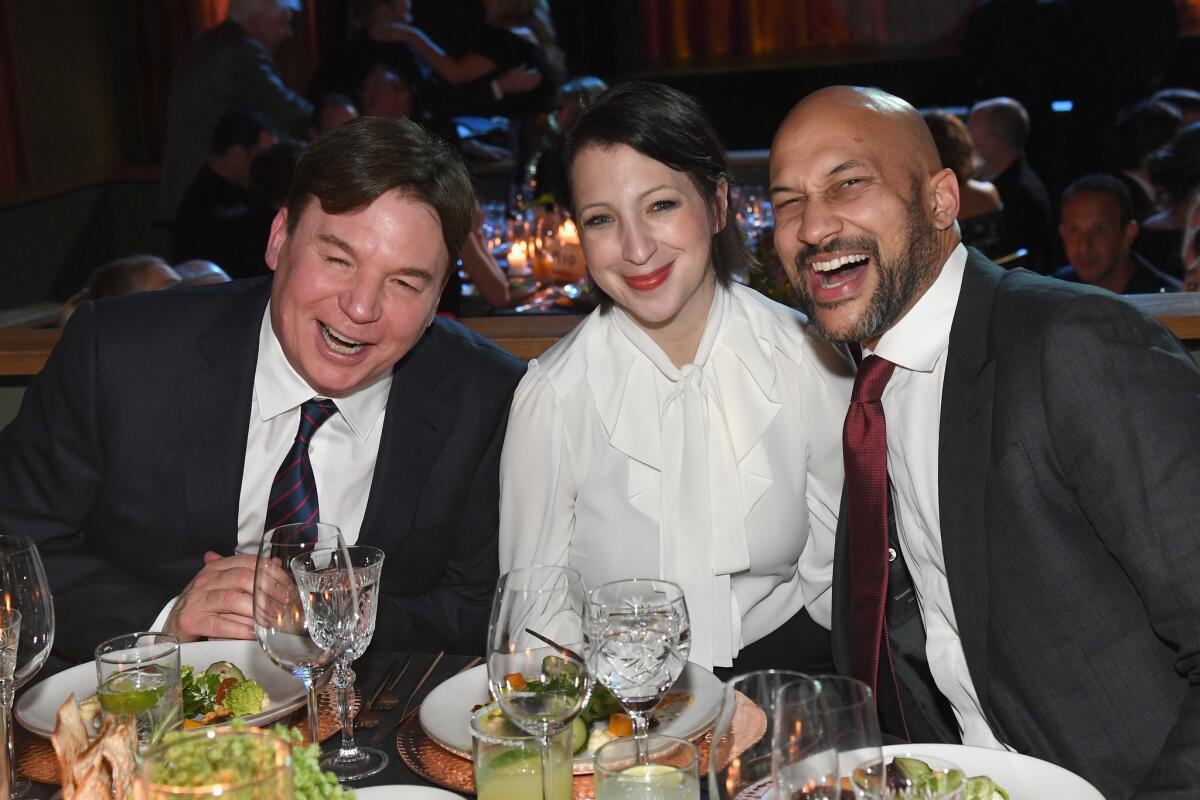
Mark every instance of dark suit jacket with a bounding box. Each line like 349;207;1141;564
993;154;1053;273
0;279;524;662
832;249;1200;799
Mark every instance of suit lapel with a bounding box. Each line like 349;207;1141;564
357;326;456;551
939;249;1004;714
178;281;270;556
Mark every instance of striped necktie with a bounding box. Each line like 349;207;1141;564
264;398;338;532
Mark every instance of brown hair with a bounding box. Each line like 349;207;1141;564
922;110;975;185
286;116;475;262
558;81;751;311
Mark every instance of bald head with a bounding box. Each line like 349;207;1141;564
774;86;944;182
769;85;961;346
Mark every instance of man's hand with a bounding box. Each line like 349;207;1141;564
163;551;259;642
494;66;541;97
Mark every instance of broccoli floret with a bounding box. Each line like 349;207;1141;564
223;680;268;717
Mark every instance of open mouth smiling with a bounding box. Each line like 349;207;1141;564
319;321;368;355
808;252;870;289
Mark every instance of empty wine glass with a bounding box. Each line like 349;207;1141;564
0;535;54;798
584;578;690;755
291;544;386;781
707;669;809;799
251;523;343;745
487;565;591;800
775;676;883;800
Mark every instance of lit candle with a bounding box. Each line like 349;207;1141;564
556;220;586;281
507;240;531;275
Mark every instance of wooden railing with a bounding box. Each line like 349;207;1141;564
2;293;1198;379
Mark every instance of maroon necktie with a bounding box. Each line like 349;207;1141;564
843;355;909;736
264;399;338;532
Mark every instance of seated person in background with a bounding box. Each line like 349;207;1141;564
1153;87;1200;126
1108;99;1181;221
360;64;415;119
174;109;275;269
1139;121;1200;280
0;117;525;660
532;75;609;204
309;93;358;138
60;255;181;325
174;259;232;286
499;82;855;673
968;97;1052;272
1054;174;1179;294
221;138;309;280
439;205;511;316
922;109;1007;260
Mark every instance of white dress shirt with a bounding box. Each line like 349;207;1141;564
499;283;854;669
866;243;1006;749
151;305;391;628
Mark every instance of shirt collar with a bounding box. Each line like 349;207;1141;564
867;243;967;372
254;303;392;440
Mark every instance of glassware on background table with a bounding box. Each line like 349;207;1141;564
133;726;292;799
584;579;690;750
593;735;700;800
470;703;572;800
707;669;809;799
251;523;344;745
95;632;183;751
486;565;591;800
774;675;883;800
291;544;386;781
852;754;965;800
0;535;54;799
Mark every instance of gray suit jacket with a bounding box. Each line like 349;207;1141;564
832;249;1200;798
157;20;312;222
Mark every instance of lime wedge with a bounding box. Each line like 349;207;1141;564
619;764;684;783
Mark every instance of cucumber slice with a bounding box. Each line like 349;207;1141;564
204;661;246;682
571;717;587;754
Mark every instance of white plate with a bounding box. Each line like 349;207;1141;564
419;662;722;772
353;787;464;800
876;744;1103;800
16;639;306;738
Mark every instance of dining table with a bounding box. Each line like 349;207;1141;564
14;650;482;799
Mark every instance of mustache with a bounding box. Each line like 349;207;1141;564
793;236;881;270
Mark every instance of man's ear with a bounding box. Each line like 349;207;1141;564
712;176;730;233
1123;219;1140;250
929;168;960;231
264;209;290;272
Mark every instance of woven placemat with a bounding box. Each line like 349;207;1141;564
396;690;765;800
18;684;360;786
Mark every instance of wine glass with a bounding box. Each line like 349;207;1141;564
487;565;591;800
291;544;386;781
0;535;54;798
584;578;690;754
251;523;343;746
852;753;965;800
774;676;883;799
707;669;809;799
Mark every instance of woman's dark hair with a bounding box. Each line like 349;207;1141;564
556;80;750;311
286;116;475;263
922;110;975;185
1145;121;1200;209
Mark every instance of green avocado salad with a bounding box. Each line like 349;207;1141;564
181;660;270;724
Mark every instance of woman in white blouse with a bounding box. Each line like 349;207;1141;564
499;82;854;672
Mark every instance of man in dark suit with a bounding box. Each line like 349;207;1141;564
770;86;1200;798
0;117;524;662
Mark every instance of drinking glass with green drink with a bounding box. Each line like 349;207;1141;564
470;704;573;800
95;632;183;750
594;734;699;800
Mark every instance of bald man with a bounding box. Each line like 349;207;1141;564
770;86;1200;798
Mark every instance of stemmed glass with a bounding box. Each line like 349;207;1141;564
584;578;690;756
0;535;54;798
774;676;883;799
708;669;810;799
487;565;592;800
251;523;344;746
291;544;387;781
